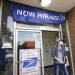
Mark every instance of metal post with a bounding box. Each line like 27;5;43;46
13;22;17;75
40;31;44;75
59;24;63;40
0;0;3;47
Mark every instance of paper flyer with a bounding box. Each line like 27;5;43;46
19;49;41;75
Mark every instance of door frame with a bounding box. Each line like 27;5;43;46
13;22;61;75
13;22;45;75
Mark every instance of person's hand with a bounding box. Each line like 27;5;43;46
54;57;64;64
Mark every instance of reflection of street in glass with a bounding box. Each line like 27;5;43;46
6;49;13;63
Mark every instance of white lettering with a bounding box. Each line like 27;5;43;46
54;16;60;20
17;9;22;15
42;14;45;19
49;16;60;20
17;9;35;17
49;16;55;20
23;11;28;16
37;13;43;19
29;12;35;17
60;15;65;20
37;13;49;19
44;14;49;19
17;9;62;22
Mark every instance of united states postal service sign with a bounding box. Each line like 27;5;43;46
9;1;66;24
19;49;41;75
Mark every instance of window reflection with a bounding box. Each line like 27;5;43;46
1;1;14;75
18;31;41;49
17;31;42;75
19;41;35;49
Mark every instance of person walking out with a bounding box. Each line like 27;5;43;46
51;39;69;75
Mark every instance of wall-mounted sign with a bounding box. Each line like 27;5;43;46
9;1;66;24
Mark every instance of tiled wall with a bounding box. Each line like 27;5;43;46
67;7;75;73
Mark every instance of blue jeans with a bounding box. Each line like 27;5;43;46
54;64;69;75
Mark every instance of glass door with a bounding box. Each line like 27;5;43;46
14;29;43;75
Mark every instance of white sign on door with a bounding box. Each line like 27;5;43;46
19;49;41;75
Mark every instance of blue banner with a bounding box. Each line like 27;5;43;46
9;1;66;24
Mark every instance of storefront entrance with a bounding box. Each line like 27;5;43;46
0;1;73;75
13;23;60;75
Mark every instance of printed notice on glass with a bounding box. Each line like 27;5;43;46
19;49;41;75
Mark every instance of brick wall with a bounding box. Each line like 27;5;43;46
67;7;75;73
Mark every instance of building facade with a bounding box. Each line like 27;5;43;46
0;0;74;75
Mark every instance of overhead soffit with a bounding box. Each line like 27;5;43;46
9;0;75;12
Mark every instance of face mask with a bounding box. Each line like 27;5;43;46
59;41;63;45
